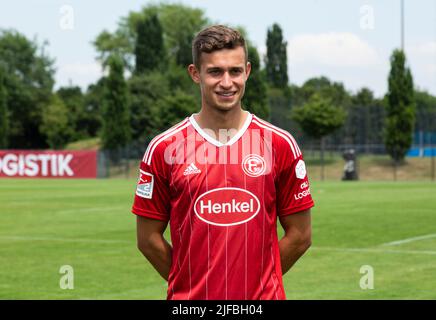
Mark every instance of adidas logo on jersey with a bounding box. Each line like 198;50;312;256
183;163;201;176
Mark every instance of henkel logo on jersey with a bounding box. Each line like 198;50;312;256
194;187;260;227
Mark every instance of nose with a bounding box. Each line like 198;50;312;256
220;72;232;88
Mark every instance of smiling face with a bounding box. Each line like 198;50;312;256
188;46;251;113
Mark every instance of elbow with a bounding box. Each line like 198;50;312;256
283;233;312;254
137;239;153;256
303;238;312;251
137;242;146;255
298;235;312;253
300;238;312;253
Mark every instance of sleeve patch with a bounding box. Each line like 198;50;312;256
136;170;154;199
295;160;307;179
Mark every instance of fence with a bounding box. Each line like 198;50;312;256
98;140;148;179
99;142;436;182
302;144;436;182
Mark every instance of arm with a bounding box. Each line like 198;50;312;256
136;216;172;281
278;209;312;275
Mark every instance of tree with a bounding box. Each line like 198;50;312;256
292;93;346;180
288;76;351;146
135;13;165;74
83;79;105;138
0;29;55;148
157;90;199;129
128;72;170;141
352;88;374;144
346;88;373;146
243;45;270;120
93;3;209;70
58;85;103;141
297;77;351;108
268;87;293;134
93;30;132;69
101;55;131;151
414;90;436;134
165;62;200;97
57;86;86;141
0;66;7;148
293;93;347;140
39;95;73;149
384;49;415;163
345;88;386;150
158;4;209;67
265;23;288;88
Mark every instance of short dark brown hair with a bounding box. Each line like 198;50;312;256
192;25;247;69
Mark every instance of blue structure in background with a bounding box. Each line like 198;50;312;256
407;131;436;157
407;147;436;157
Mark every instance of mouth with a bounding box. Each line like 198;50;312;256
216;91;237;98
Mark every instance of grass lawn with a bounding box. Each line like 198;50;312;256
0;179;435;299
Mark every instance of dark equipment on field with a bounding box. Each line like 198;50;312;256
342;149;358;181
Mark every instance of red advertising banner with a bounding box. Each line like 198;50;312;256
0;150;97;178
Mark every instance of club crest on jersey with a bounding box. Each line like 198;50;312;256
295;160;307;179
242;154;266;177
136;170;154;199
194;187;260;227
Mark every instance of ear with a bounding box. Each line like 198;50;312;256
188;64;201;84
245;62;252;80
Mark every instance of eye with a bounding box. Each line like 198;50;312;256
230;68;243;75
208;69;221;76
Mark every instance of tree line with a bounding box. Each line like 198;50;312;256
1;3;435;163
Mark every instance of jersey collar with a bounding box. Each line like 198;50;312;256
189;111;252;147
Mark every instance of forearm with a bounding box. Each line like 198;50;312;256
278;235;311;275
139;235;173;281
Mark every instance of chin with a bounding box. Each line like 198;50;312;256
213;103;238;112
213;99;241;111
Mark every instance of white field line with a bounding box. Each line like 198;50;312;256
311;246;436;256
55;206;127;214
79;286;166;300
1;236;435;255
0;235;130;244
381;233;436;247
1;191;125;202
1;206;127;214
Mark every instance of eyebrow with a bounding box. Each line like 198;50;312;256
206;66;244;72
206;67;222;72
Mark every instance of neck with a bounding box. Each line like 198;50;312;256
194;106;248;144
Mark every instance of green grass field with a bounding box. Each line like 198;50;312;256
1;178;435;299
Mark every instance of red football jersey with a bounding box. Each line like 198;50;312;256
132;112;314;300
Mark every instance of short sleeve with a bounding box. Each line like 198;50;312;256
275;137;314;217
131;143;171;222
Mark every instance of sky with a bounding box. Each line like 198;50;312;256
1;0;435;98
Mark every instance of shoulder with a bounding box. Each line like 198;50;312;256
251;115;302;160
142;117;191;165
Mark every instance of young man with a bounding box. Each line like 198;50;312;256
132;25;314;300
